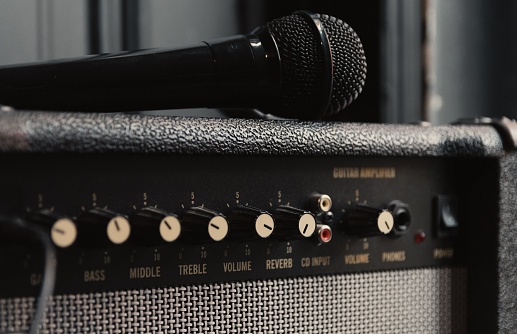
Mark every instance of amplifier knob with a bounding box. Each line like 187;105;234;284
344;204;394;237
27;209;77;248
228;205;275;240
182;207;229;243
132;207;181;245
78;208;131;246
274;205;317;240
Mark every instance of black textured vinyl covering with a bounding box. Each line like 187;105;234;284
1;110;517;332
0;111;504;156
498;152;517;333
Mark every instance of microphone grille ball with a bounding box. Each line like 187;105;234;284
318;14;367;115
267;14;324;119
267;13;367;119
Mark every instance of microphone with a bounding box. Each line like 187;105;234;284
0;11;366;120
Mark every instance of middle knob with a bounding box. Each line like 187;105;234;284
132;207;181;245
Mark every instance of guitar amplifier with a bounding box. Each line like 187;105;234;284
0;110;516;333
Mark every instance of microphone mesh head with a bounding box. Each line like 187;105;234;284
318;14;367;115
267;13;367;119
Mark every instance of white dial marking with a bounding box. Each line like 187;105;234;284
208;216;228;241
107;216;131;244
255;213;274;238
378;211;394;234
51;218;77;248
298;213;316;237
160;215;181;242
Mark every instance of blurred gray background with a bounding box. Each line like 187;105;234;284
0;0;241;63
0;0;516;124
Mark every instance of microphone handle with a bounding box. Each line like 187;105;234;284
0;28;280;112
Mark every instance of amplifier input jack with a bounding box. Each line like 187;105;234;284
316;224;332;244
317;211;334;225
310;193;333;212
388;201;411;235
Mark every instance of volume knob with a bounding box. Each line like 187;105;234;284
229;205;275;240
344;204;394;237
182;207;229;243
132;207;181;245
79;208;131;245
274;205;316;240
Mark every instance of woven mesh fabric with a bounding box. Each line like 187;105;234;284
499;152;517;331
0;268;466;334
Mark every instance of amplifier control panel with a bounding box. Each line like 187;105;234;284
0;154;492;297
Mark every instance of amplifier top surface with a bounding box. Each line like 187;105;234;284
0;111;505;157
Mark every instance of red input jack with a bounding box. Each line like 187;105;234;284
317;224;332;244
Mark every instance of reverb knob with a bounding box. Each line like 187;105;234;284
26;209;77;248
228;205;275;240
182;207;229;243
78;208;131;245
132;207;181;245
274;205;317;240
344;204;394;237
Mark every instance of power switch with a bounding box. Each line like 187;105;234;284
434;195;459;237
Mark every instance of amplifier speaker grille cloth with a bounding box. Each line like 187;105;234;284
1;267;466;334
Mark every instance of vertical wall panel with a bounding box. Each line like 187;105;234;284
0;1;39;65
429;0;517;123
138;0;239;48
0;0;87;66
52;0;88;57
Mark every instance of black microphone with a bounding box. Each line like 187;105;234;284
0;11;366;120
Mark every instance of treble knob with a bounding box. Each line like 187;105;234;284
274;205;317;240
182;207;229;243
228;205;275;240
344;204;394;237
